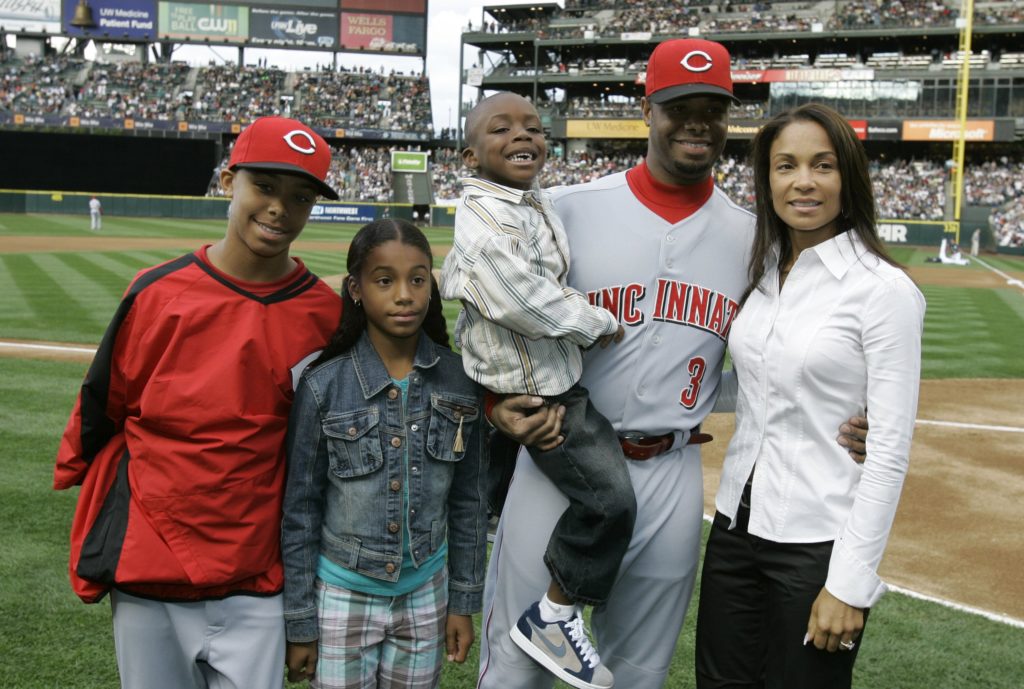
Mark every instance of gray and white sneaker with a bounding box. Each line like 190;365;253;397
509;601;614;689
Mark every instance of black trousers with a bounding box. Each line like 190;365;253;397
527;384;637;606
695;508;867;689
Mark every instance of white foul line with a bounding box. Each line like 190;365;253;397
915;418;1024;433
0;342;97;355
885;583;1024;629
972;255;1024;292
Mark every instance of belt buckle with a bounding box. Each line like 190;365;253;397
619;431;648;443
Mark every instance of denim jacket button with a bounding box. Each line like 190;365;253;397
388;522;399;533
390;480;401;492
391;436;402;448
411;424;420;432
388;388;399;400
347;427;357;437
385;562;396;574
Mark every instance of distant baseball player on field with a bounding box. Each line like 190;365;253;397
89;195;102;231
440;91;632;689
476;38;870;689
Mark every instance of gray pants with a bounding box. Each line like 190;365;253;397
110;590;285;689
478;443;705;689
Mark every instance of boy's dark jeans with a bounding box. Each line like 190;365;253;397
527;384;637;606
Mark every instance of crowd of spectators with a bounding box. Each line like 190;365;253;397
472;0;1020;37
0;56;433;135
976;2;1024;24
964;158;1024;206
192;65;287;122
291;68;432;132
828;0;959;29
991;200;1024;248
72;62;191;120
870;158;947;220
1;54;84;115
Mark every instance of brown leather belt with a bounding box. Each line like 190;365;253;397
618;428;714;461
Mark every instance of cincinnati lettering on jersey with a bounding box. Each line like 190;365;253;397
587;283;646;325
587;280;739;341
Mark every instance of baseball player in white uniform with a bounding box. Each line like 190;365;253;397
89;196;102;231
478;38;868;689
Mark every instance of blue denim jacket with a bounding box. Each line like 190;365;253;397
281;332;488;642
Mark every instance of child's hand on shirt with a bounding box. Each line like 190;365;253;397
445;613;475;663
597;325;625;349
286;640;318;683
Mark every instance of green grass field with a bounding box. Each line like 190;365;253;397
2;214;1023;688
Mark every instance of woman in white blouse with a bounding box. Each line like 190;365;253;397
695;103;926;689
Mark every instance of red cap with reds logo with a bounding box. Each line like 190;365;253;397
645;38;739;105
228;116;339;200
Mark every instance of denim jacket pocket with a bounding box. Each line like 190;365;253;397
426;393;479;463
323;410;384;477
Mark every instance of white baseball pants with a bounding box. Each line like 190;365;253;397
477;443;705;689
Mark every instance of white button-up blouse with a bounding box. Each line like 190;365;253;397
715;231;926;608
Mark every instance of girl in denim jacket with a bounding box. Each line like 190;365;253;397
282;219;488;689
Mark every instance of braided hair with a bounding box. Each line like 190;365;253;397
315;218;449;367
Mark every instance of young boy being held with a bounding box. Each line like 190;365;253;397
54;116;343;689
440;92;631;689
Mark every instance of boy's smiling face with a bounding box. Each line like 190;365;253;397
463;92;547;191
220;167;318;261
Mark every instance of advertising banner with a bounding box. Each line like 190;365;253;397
0;0;60;31
339;11;425;53
902;119;995;142
158;2;248;42
340;0;425;12
245;0;334;7
566;119;647;139
848;119;867;140
250;6;336;49
390;150;428;173
867;119;901;140
876;220;958;245
729;68;875;84
63;0;156;40
308;203;379;224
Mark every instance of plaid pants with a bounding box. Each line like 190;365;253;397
313;568;448;689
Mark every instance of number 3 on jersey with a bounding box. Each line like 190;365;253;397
679;356;706;409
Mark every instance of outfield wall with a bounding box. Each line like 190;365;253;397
0;190;423;225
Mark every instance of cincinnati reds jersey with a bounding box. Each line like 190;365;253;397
55;247;341;603
551;169;754;435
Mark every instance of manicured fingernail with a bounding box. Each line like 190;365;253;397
803;633;811;645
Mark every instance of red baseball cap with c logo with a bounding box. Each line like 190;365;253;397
228;116;339;199
644;38;739;105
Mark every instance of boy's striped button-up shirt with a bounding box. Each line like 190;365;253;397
439;177;618;396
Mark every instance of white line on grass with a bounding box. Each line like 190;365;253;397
885;584;1024;629
0;342;97;355
916;419;1024;433
972;255;1024;292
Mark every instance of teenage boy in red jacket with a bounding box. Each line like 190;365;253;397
55;117;342;689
